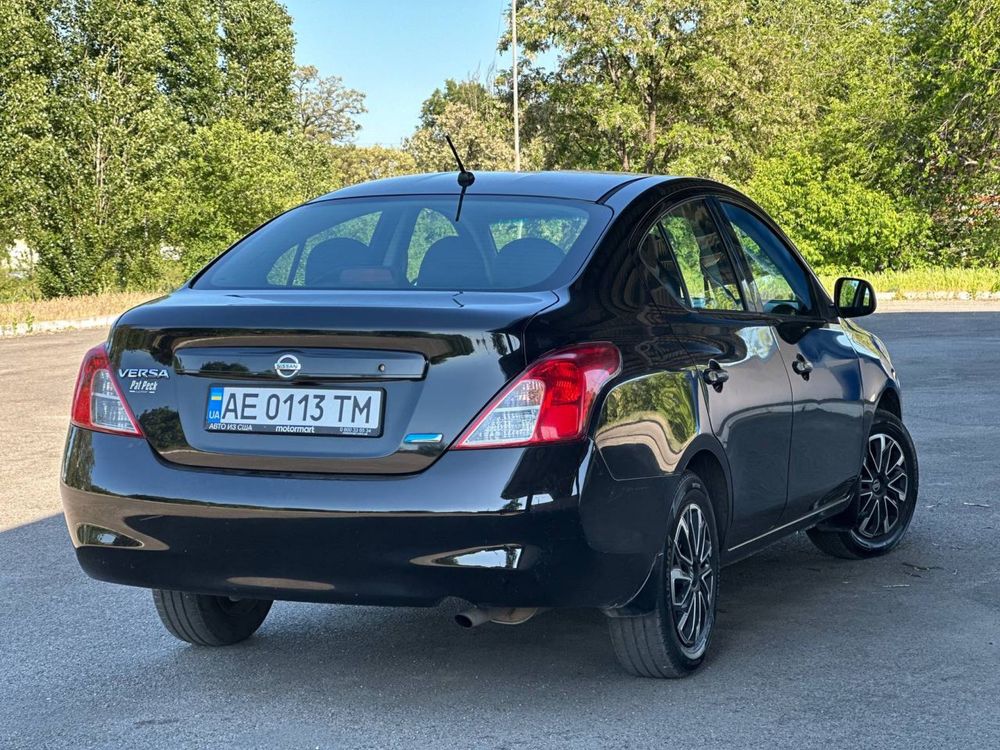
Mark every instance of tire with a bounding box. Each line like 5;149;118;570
807;410;919;560
607;471;720;678
152;589;272;646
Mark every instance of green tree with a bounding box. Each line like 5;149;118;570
167;119;314;272
219;0;296;133
153;0;223;126
407;78;516;171
746;152;931;270
510;0;735;172
738;1;933;270
418;79;495;128
32;0;187;296
897;0;1000;263
511;0;905;180
0;0;57;254
168;126;416;271
292;65;367;143
328;145;417;185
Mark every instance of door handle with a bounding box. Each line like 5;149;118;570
702;359;729;392
792;354;813;380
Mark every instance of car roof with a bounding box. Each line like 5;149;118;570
312;171;674;204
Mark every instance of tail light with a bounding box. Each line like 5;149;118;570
70;344;143;436
454;342;621;449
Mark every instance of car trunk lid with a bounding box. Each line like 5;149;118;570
108;288;555;474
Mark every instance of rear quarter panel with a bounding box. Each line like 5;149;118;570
524;180;729;561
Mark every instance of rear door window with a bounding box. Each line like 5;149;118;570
643;200;746;311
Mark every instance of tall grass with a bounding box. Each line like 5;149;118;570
818;267;1000;297
0;291;160;332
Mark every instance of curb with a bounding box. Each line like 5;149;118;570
0;315;118;338
877;291;1000;301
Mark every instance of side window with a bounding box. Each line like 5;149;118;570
638;223;689;306
721;202;814;316
651;200;745;311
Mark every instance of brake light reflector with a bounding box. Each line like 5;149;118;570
454;343;621;449
71;344;142;436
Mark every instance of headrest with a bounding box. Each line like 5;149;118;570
304;237;371;286
493;237;565;288
415;236;489;288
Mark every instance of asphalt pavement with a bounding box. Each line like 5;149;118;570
1;313;998;749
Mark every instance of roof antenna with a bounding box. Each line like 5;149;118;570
445;134;475;222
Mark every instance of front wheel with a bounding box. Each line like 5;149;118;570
808;410;919;560
153;589;273;646
607;471;720;678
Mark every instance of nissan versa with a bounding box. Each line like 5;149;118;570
61;171;918;677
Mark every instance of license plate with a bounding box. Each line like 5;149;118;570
205;385;383;437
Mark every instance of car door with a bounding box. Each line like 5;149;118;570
640;197;794;546
717;199;865;522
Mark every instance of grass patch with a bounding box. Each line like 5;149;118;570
0;291;160;332
818;267;1000;298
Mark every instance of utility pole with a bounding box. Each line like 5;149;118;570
512;0;520;172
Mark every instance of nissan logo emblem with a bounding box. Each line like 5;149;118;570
274;354;302;379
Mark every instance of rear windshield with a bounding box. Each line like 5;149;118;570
193;196;613;292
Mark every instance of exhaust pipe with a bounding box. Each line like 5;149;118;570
454;607;493;628
454;607;545;628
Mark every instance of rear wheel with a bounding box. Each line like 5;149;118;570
807;410;918;560
607;472;720;678
152;589;272;646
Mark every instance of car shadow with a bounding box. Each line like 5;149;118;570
2;511;927;694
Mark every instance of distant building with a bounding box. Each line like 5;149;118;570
2;240;37;278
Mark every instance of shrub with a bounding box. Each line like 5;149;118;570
745;152;932;271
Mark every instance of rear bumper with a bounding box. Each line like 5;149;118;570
61;428;673;608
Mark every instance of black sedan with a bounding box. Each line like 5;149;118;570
61;171;918;677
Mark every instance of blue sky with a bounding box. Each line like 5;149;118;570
284;0;516;147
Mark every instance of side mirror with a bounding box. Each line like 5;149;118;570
834;277;877;318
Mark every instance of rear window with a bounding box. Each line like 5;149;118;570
194;196;612;292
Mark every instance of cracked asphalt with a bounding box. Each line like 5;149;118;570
1;312;998;749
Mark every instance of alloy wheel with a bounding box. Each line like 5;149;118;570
853;432;909;542
668;503;715;657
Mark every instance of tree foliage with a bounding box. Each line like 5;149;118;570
3;0;414;297
2;0;998;299
485;0;997;268
33;0;188;296
293;65;366;144
896;0;1000;263
0;0;56;253
218;0;296;132
154;0;223;126
406;78;517;171
167;120;310;272
746;153;932;271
